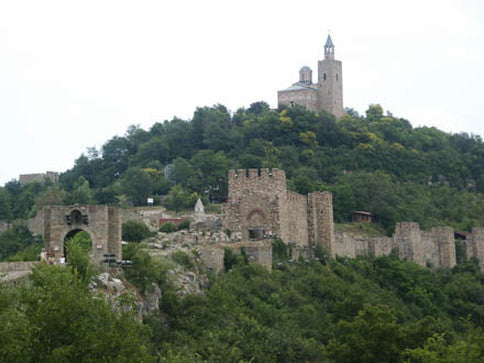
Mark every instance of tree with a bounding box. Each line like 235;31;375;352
117;167;154;206
122;220;152;242
64;176;94;205
0;265;155;361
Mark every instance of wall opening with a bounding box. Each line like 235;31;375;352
63;229;93;261
248;227;265;241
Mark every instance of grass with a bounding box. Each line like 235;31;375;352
334;222;387;237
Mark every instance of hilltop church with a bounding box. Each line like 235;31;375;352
278;35;344;118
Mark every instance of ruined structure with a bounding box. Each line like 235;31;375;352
223;168;334;253
222;168;484;270
278;34;344;118
19;171;59;185
30;205;122;262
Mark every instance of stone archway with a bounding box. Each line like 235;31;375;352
40;205;122;263
63;228;93;260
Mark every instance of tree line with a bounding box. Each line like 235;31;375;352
0;102;483;233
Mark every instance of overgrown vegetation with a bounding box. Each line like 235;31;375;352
1;103;482;234
159;222;177;233
122;220;152;242
150;256;484;362
0;224;42;262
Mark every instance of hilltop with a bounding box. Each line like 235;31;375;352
1;102;482;235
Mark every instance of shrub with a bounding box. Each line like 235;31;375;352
171;250;194;270
159;222;177;233
177;220;190;231
122;220;152;242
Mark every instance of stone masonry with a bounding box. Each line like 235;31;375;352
278;35;344;118
222;168;484;270
35;205;122;262
223;168;335;254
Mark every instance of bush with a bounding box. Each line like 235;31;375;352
171;250;194;270
177;220;190;231
122;220;152;242
159;222;177;233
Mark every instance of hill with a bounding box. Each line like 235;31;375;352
0;102;483;234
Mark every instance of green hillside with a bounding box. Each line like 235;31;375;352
1;252;483;362
1;102;483;234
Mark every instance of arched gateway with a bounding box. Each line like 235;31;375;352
39;205;122;263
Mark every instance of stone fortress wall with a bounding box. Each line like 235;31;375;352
223;168;334;251
222;168;484;271
334;223;458;269
19;171;59;185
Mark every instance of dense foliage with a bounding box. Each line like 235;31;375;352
0;224;41;261
151;256;484;362
0;265;154;362
1;102;482;234
1;245;483;361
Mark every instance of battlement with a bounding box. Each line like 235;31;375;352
286;190;307;203
228;168;287;200
228;168;286;181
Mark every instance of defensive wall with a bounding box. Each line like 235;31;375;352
19;171;59;185
333;223;484;269
221;168;483;270
223;168;334;253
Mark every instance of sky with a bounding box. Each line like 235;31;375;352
0;0;483;186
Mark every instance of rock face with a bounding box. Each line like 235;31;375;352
89;272;162;318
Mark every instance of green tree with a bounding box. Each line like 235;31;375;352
165;185;190;214
122;220;152;242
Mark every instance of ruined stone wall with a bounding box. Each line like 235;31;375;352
466;228;484;270
41;205;122;262
108;207;122;259
334;232;393;258
432;227;456;268
0;261;39;272
335;222;456;268
27;212;44;235
372;237;395;256
224;169;287;240
278;88;318;112
307;192;335;255
198;247;225;274
284;191;308;246
240;242;273;271
19;171;58;185
394;222;421;262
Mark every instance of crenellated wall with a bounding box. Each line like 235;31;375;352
223;169;335;253
224;168;287;240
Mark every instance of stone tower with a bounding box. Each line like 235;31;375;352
278;34;344;118
317;35;344;118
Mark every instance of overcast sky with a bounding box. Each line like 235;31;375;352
1;0;483;186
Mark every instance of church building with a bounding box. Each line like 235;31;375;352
277;35;344;118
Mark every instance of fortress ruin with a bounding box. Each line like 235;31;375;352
222;168;484;270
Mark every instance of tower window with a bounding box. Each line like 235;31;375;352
336;74;339;81
323;73;326;81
